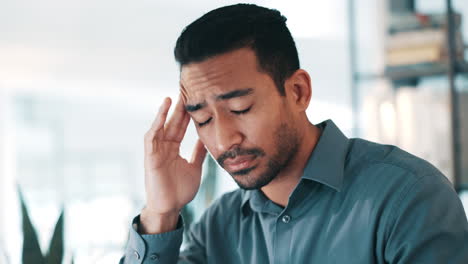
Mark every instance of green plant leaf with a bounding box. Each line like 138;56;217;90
18;187;45;264
45;209;64;264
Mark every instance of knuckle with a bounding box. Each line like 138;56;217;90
143;135;151;144
144;130;154;140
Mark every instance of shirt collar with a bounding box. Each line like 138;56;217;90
241;119;350;211
301;119;349;192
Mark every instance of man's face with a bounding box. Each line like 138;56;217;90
180;48;300;190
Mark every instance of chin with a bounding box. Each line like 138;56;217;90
232;168;277;190
234;179;266;190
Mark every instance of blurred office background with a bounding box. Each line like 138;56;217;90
0;0;467;263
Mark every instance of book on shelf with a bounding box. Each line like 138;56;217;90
389;13;461;34
386;43;465;67
386;28;463;50
385;12;466;77
388;44;448;66
386;28;465;66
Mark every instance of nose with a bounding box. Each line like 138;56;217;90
214;113;243;154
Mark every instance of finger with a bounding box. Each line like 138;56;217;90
173;111;191;142
190;139;207;167
146;97;171;141
165;94;188;141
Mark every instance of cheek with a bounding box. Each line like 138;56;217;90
196;127;220;157
242;110;280;146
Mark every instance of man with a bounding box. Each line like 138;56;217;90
120;4;468;264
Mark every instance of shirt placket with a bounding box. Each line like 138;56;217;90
273;210;293;264
271;182;310;264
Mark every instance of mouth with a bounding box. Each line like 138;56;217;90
224;155;257;172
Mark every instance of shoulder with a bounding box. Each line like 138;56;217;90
346;138;448;184
343;138;457;214
344;138;466;230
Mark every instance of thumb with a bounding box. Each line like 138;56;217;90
190;139;207;167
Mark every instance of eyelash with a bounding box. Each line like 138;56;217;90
231;106;252;115
197;106;252;127
198;118;212;127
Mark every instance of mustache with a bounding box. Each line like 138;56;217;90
216;147;265;167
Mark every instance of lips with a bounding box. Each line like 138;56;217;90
224;155;256;172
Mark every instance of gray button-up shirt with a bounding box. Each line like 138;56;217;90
121;120;468;264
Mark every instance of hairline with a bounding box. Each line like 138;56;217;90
178;45;288;97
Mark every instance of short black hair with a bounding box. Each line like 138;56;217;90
174;4;300;96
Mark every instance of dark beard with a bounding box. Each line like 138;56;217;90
217;122;300;190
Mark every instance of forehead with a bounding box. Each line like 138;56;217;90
180;48;268;103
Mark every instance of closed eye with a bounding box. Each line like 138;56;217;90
231;106;252;115
197;117;212;127
197;106;252;128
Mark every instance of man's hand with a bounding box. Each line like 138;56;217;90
140;95;207;234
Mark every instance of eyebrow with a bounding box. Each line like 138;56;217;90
184;88;254;113
185;102;207;112
216;88;254;100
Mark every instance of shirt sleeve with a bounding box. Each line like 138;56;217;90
384;173;468;264
119;215;185;264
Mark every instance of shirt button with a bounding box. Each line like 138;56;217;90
282;214;291;223
133;250;140;260
150;253;160;261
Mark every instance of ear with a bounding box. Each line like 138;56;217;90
284;69;312;112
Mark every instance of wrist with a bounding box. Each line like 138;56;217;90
139;207;180;234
